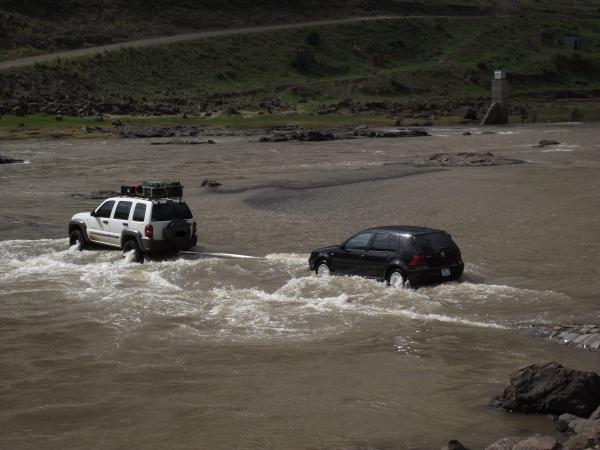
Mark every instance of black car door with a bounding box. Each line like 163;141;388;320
365;233;397;279
332;232;373;276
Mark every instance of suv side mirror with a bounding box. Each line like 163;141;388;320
90;210;97;217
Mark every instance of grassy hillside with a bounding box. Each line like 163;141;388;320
1;2;600;125
0;0;498;62
0;14;599;120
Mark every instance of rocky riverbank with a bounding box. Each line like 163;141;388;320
520;324;600;353
114;125;430;141
443;362;600;450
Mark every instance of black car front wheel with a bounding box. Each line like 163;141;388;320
387;269;409;288
315;260;332;277
122;240;144;264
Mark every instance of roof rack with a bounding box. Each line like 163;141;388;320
121;181;183;199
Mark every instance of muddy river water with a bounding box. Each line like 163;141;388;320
1;124;599;449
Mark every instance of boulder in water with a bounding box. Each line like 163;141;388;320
491;362;600;417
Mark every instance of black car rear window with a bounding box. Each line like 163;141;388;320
370;233;398;252
151;201;192;221
415;232;455;254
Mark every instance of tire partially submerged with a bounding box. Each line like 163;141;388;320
122;240;144;264
69;229;86;251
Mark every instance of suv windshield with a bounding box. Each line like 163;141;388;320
415;232;455;255
152;202;193;221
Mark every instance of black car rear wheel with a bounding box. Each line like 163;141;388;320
315;260;332;277
387;269;409;288
122;240;144;264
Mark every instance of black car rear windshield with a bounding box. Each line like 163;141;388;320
415;232;455;254
152;202;192;221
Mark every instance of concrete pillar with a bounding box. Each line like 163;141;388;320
481;70;509;125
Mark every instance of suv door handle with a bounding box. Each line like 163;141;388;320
102;220;109;224
122;222;128;227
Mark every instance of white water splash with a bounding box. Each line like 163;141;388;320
0;239;571;341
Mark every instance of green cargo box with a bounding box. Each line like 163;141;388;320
143;186;183;198
142;181;181;188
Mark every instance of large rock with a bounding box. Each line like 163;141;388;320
486;437;522;450
491;362;600;416
564;429;600;450
485;436;564;450
442;440;471;450
512;436;564;450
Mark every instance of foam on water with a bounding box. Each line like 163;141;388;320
0;239;571;341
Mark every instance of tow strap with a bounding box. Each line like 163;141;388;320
179;251;259;259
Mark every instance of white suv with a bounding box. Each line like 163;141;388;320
69;188;197;263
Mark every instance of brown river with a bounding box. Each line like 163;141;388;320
1;124;599;449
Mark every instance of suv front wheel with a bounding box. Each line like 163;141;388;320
122;240;144;264
69;229;87;251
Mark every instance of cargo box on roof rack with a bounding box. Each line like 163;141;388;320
120;181;183;199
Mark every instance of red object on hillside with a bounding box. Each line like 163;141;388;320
371;52;383;67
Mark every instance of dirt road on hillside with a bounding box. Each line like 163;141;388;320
0;15;495;71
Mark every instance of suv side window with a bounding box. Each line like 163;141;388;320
96;200;115;218
345;232;373;251
371;233;395;251
132;203;147;222
114;201;133;220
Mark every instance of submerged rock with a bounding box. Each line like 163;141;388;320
424;152;524;167
352;128;430;138
150;140;210;145
259;130;336;142
200;180;222;187
491;362;600;417
0;155;25;164
523;324;600;352
535;140;560;148
70;191;120;200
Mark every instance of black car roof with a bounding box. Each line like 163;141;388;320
363;225;443;236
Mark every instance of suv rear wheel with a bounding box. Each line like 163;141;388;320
122;240;144;264
69;229;86;251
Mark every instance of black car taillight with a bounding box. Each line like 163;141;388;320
144;224;154;238
408;255;427;267
192;221;197;235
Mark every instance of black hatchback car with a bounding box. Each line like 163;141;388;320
308;226;464;287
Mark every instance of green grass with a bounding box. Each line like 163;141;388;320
3;99;599;139
0;0;500;63
1;14;599;120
